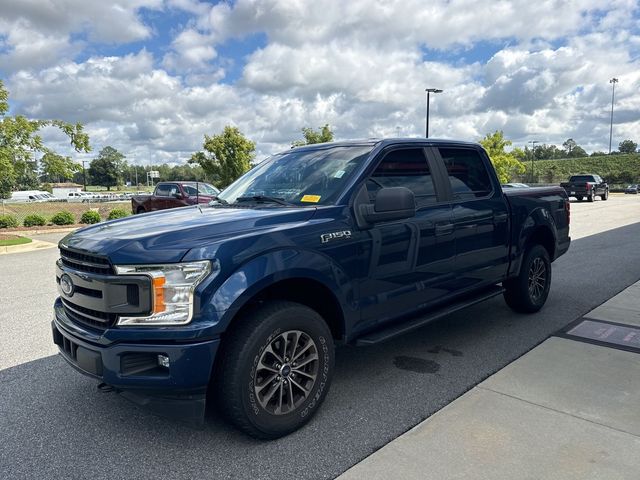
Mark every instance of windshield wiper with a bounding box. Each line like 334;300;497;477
235;195;295;206
209;196;229;205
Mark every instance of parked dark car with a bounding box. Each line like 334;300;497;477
131;181;220;214
624;184;639;194
560;174;608;202
52;139;570;439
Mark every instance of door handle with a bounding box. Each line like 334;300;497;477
493;213;508;224
435;223;454;236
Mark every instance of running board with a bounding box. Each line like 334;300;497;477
354;286;504;346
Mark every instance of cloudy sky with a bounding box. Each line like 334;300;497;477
1;0;639;165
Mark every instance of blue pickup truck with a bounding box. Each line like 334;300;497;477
52;138;570;438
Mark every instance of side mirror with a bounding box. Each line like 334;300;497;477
360;187;416;224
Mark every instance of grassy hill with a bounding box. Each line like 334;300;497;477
518;154;640;187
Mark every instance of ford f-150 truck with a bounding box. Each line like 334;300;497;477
560;174;609;202
131;181;220;214
52;138;570;439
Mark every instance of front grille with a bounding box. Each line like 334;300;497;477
61;298;118;330
59;247;113;275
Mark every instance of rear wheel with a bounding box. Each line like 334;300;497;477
576;196;583;202
601;189;609;201
503;244;551;313
136;207;145;214
587;191;595;202
217;301;334;439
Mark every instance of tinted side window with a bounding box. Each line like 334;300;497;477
182;185;197;196
155;184;170;196
440;148;492;199
367;148;436;207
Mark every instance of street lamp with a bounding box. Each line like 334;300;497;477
425;88;443;138
608;78;618;154
528;140;539;183
82;160;88;191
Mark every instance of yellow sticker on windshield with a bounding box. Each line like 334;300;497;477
301;195;321;203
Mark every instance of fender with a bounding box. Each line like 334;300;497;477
200;248;356;336
508;206;558;278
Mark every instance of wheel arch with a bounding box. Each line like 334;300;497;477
226;277;346;342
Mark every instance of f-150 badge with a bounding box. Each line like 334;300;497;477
321;230;352;243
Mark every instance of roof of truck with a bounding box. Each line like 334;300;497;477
289;137;480;152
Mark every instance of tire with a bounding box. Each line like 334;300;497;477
576;196;583;202
216;301;335;439
136;207;145;214
503;244;551;313
587;191;595;202
601;190;609;201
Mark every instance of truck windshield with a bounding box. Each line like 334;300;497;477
217;145;373;206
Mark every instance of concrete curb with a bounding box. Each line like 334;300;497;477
0;239;57;255
4;227;79;236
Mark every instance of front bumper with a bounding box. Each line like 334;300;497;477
52;306;220;395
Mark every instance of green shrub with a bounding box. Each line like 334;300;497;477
80;210;101;224
107;208;128;220
23;214;47;227
50;211;76;225
0;214;19;228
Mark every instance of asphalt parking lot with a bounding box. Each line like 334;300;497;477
1;194;640;480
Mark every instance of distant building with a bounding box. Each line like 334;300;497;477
52;183;83;199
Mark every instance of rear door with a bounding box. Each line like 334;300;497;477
432;146;510;288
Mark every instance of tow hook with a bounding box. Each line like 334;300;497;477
97;382;115;393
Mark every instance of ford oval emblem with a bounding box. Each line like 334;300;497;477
60;273;74;297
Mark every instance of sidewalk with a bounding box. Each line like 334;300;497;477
339;282;640;480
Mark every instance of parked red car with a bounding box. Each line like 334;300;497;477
131;181;220;214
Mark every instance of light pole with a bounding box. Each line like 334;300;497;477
425;88;443;138
82;160;88;191
608;78;618;154
528;140;539;183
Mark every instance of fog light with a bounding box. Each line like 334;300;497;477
157;354;170;369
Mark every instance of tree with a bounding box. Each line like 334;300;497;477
292;124;334;147
479;131;525;184
0;80;90;198
619;139;638;154
41;152;81;183
89;146;125;190
189;126;255;188
562;138;577;155
567;145;587;158
0;156;15;199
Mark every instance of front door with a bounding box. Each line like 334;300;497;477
357;147;455;329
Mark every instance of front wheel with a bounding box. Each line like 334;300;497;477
503;244;551;313
217;301;335;439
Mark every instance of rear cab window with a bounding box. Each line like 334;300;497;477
439;147;493;200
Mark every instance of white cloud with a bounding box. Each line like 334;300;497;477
2;0;639;166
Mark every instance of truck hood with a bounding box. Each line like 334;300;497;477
61;205;316;264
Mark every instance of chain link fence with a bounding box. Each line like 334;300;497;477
1;199;131;227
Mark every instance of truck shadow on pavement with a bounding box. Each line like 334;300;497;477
2;221;640;480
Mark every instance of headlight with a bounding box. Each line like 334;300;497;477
115;260;213;326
